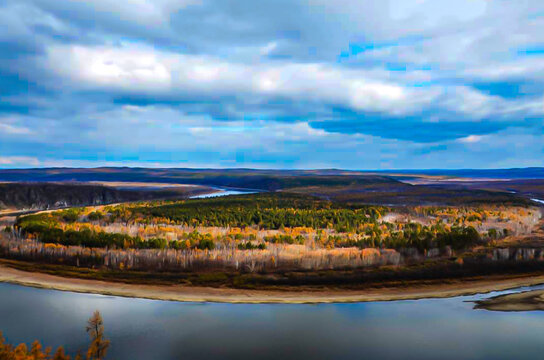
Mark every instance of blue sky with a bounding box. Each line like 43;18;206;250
0;0;543;169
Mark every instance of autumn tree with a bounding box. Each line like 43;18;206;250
53;348;69;360
85;311;110;360
0;331;15;360
0;311;107;360
30;340;49;360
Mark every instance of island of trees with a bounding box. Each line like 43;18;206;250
0;192;539;283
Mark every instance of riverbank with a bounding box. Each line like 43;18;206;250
2;262;544;304
474;289;544;311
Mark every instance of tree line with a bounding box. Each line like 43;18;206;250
16;216;217;251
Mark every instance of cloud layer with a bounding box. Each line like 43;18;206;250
1;0;543;169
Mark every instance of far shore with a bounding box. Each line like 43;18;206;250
2;264;544;304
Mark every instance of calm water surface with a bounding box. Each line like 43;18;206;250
1;283;544;359
190;188;256;199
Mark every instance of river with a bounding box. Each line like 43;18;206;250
1;282;544;359
190;188;256;199
2;189;544;359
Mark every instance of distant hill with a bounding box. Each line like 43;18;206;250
376;167;544;180
1;167;543;187
0;167;540;207
0;168;401;191
0;183;200;211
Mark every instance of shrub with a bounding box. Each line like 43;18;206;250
198;238;215;250
237;242;267;250
61;209;80;223
88;211;104;221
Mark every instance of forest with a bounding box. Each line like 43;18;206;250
129;193;387;230
1;192;538;275
11;193;497;253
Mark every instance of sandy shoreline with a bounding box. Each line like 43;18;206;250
2;265;544;304
474;289;544;311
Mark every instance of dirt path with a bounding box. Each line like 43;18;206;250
2;264;544;304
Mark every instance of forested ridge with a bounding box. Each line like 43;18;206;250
0;183;182;211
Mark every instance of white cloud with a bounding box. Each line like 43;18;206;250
259;41;278;56
49;45;173;90
458;135;483;143
47;43;435;115
188;127;212;136
463;58;544;81
32;0;200;25
0;122;32;135
0;156;40;166
48;42;544;121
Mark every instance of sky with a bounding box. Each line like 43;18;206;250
0;0;543;170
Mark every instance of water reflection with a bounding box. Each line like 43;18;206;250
2;283;544;359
